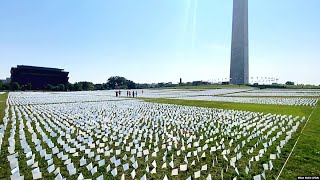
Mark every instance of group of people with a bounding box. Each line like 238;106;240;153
115;90;143;97
115;90;121;97
127;90;137;97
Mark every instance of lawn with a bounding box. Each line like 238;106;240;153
140;98;313;117
285;85;320;89
220;95;320;98
163;84;252;89
0;92;9;178
1;92;319;179
0;92;8;124
278;101;320;179
141;97;320;179
162;84;320;90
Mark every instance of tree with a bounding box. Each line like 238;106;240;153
58;84;65;91
87;82;94;90
127;80;136;89
136;83;149;89
102;83;109;90
11;82;20;91
74;82;83;91
2;83;10;90
67;83;74;91
126;80;136;89
0;81;3;90
107;76;127;89
156;83;165;88
46;84;54;91
285;81;295;85
94;84;104;90
26;83;32;90
81;81;94;91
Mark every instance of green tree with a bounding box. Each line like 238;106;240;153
2;83;10;90
26;83;32;90
0;81;3;90
156;83;165;88
58;84;65;91
74;82;83;91
94;84;104;90
107;76;127;89
127;80;136;89
67;83;74;91
47;84;54;91
106;76;138;89
81;81;94;91
52;86;59;91
11;82;20;91
102;83;109;90
285;81;295;85
136;83;149;89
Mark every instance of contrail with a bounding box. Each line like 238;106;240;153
191;0;198;53
178;0;197;61
182;0;192;51
178;0;192;62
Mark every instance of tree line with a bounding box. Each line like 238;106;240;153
0;76;152;91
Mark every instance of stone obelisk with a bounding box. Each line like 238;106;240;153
230;0;249;85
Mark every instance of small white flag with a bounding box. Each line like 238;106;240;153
195;170;201;178
245;166;249;174
131;169;136;179
111;168;117;177
269;160;273;170
171;168;178;176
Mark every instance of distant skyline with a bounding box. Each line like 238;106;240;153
1;0;320;85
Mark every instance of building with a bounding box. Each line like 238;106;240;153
230;0;249;85
11;65;69;89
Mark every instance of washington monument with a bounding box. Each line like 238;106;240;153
230;0;249;85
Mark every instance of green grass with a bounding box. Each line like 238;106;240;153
0;92;10;179
163;84;252;89
279;102;320;179
161;84;320;90
140;98;313;117
1;92;319;179
220;95;320;98
0;92;8;124
140;97;320;179
285;85;320;89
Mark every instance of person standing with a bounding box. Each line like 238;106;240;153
132;91;135;98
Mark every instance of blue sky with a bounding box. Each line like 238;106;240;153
1;0;319;84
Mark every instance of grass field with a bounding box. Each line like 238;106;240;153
1;92;319;179
141;97;320;179
140;98;314;117
0;92;8;124
285;85;320;89
219;95;320;98
162;84;320;90
0;92;9;179
278;101;320;179
164;84;251;89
